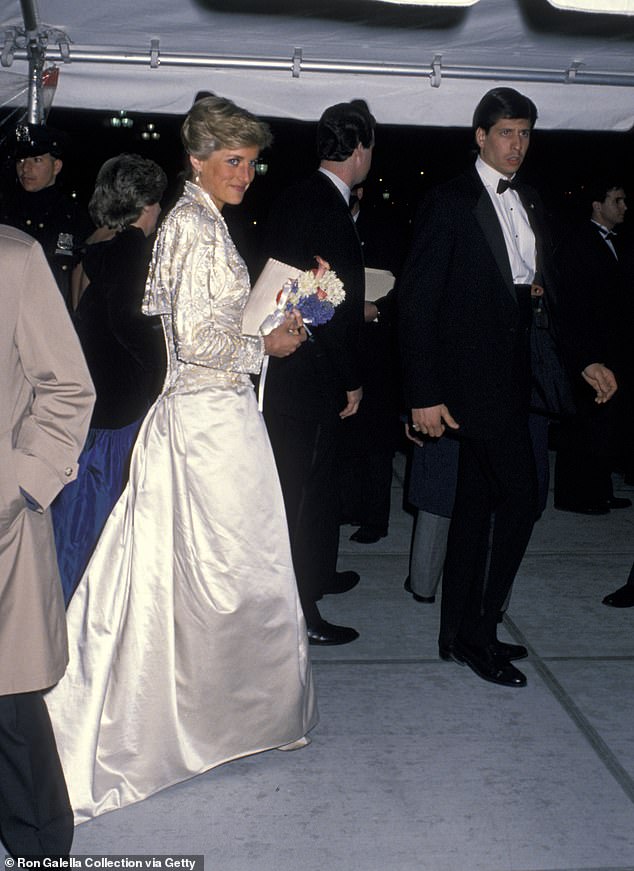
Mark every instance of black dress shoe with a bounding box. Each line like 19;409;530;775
320;570;360;596
554;501;609;515
438;643;464;664
350;526;387;544
492;640;528;661
403;577;435;604
603;584;634;608
452;639;527;687
307;620;359;645
606;496;632;509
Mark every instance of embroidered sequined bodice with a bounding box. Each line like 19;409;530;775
143;181;264;393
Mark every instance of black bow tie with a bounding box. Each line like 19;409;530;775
598;226;616;239
497;177;518;194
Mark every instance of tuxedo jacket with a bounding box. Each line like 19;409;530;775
262;171;365;420
555;220;632;383
398;165;557;440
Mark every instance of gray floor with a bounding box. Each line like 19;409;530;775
67;452;634;870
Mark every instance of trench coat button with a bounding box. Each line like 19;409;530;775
64;467;73;477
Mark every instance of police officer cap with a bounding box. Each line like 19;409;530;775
12;123;66;159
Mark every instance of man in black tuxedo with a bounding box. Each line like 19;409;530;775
399;88;615;687
262;100;375;645
553;179;633;514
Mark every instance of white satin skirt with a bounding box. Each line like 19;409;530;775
45;383;318;823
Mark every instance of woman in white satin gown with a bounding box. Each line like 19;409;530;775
45;95;318;823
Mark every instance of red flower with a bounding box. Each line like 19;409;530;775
312;255;330;280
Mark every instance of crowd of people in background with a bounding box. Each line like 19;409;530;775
0;87;632;856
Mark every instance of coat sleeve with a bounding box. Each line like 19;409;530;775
13;239;95;510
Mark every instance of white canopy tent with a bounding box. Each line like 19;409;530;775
1;0;634;130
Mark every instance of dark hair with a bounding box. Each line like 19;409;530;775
89;154;167;229
181;95;272;160
472;88;538;133
317;99;376;161
585;177;625;211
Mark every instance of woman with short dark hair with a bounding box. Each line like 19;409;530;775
52;153;167;604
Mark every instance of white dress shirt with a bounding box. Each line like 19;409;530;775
476;156;536;285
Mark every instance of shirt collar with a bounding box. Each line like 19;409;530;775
476;155;516;193
591;219;616;237
318;167;351;205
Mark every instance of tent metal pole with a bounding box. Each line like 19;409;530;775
19;0;39;33
19;0;44;123
8;43;634;90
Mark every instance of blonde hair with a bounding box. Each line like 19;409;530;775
181;95;272;160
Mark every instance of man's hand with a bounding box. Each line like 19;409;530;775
364;301;379;323
340;387;363;419
411;404;460;439
405;421;424;446
582;363;618;404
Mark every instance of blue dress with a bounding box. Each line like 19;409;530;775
52;226;164;603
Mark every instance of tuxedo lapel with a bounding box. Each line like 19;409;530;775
472;188;517;302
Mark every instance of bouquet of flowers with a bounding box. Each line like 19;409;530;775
259;256;345;334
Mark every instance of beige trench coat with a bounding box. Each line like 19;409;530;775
0;225;95;696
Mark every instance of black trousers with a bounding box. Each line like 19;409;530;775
0;691;73;857
439;415;538;650
554;393;626;506
264;409;341;625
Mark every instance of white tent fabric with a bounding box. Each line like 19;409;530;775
379;0;479;5
1;0;634;129
547;0;634;12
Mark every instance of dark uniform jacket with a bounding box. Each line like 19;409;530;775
0;183;92;306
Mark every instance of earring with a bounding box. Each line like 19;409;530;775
195;173;200;184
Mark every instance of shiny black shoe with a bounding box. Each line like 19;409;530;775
404;577;435;604
606;496;632;510
603;584;634;608
438;643;465;664
320;570;360;596
350;526;387;544
492;640;528;661
452;639;527;687
307;620;359;645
